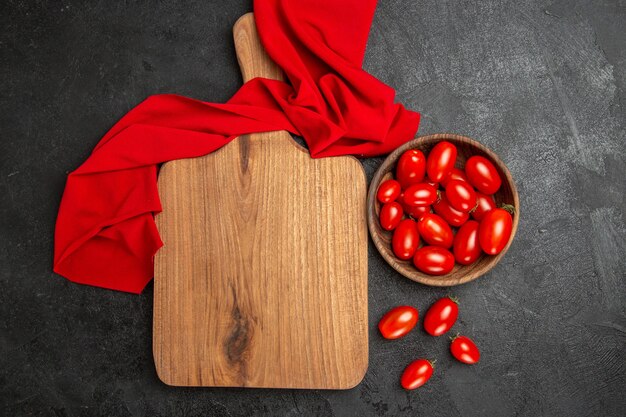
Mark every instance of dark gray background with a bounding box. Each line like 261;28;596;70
1;0;625;416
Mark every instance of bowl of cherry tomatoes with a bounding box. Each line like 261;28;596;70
367;133;519;286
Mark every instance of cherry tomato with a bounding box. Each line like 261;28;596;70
433;192;469;227
396;149;426;188
426;141;457;183
403;183;438;207
379;202;403;231
404;203;431;221
423;296;458;336
401;359;434;390
471;192;496;221
450;335;480;364
465;155;502;194
453;221;482;265
377;179;401;204
417;213;453;248
478;208;513;255
413;246;455;275
392;219;420;260
440;167;468;188
445;179;477;212
378;306;419;340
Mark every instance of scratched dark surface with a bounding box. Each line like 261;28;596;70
1;0;625;416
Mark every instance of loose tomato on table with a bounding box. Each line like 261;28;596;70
403;183;438;207
450;335;480;364
401;359;434;390
445;179;477;212
471;192;496;221
396;149;426;188
379;202;403;231
423;296;458;336
426;141;457;183
417;213;453;248
433;192;469;227
465;155;502;194
440;167;468;187
392;219;420;260
413;246;455;275
478;207;513;255
376;179;401;204
453;220;482;265
378;306;419;340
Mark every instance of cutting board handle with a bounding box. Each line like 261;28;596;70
234;13;285;83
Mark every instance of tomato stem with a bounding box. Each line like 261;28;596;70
469;201;479;213
501;204;516;215
447;295;460;305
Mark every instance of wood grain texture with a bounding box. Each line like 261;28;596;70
153;13;368;389
368;133;520;287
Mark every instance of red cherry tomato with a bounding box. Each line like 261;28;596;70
478;208;513;255
440;167;468;188
445;179;477;212
403;183;438;207
396;149;426;188
378;306;419;340
450;335;480;364
433;192;469;227
453;220;482;265
404;203;431;221
417;213;453;248
423;296;458;336
426;141;457;183
401;359;434;390
471;192;496;221
379;202;403;231
377;179;401;204
465;155;502;194
392;219;420;260
413;246;455;275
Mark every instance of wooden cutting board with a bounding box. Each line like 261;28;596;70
152;13;368;389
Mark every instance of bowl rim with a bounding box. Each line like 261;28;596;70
367;133;520;286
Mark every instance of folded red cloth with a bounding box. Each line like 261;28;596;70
54;0;420;293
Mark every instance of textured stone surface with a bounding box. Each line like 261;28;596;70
1;0;625;416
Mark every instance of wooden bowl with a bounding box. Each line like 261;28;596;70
367;133;519;286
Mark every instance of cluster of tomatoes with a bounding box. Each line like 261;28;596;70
378;297;480;390
377;141;514;275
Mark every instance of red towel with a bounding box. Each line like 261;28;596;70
53;0;420;293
